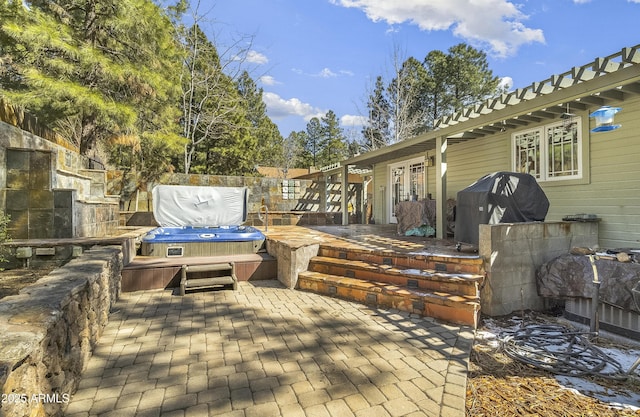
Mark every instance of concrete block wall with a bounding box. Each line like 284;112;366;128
478;221;599;316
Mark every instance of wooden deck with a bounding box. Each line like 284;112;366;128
121;253;277;292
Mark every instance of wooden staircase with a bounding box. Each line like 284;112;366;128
297;245;485;328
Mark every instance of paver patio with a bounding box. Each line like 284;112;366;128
64;280;473;417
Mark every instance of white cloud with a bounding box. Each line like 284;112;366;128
330;0;545;57
246;50;269;65
341;114;368;127
317;68;338;78
498;76;513;91
262;92;325;120
292;67;355;78
259;75;279;86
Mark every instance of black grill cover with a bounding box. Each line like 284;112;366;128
454;172;549;246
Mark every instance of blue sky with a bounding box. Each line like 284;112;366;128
196;0;640;137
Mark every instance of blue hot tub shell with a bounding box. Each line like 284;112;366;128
142;225;265;243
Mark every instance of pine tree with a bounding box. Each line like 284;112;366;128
0;0;183;155
237;71;283;168
362;76;390;150
301;118;322;168
423;49;450;130
365;42;502;143
319;110;347;167
445;43;501;112
423;43;501;124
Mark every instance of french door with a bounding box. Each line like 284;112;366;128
388;157;425;223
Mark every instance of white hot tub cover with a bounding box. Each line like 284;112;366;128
152;185;249;227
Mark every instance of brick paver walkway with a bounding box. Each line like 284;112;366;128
64;281;473;417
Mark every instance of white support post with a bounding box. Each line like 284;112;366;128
342;164;349;225
435;136;448;239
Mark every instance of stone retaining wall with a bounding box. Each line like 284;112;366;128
0;246;123;417
108;171;318;213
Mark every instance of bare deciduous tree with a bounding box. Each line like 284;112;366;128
178;1;256;173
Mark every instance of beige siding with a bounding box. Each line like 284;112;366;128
444;98;640;248
447;131;511;198
372;162;388;224
372;95;640;248
542;97;640;248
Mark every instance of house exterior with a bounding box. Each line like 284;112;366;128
339;44;640;251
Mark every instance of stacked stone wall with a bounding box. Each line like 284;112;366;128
0;246;122;417
108;171;318;214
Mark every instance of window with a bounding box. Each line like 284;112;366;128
512;118;582;181
409;162;425;200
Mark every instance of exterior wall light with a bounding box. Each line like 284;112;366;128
589;106;621;132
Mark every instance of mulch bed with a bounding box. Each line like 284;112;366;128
467;314;640;416
0;267;56;300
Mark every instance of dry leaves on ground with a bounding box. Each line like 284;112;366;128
0;267;56;299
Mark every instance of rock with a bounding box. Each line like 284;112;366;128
616;252;631;262
569;247;595;255
537;253;640;312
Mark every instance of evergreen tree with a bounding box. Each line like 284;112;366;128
0;0;183;155
237;71;283;167
445;43;501;112
362;75;390;150
292;130;310;168
318;110;347;166
422;49;450;130
366;43;502;143
301;118;322;168
298;111;348;168
423;43;501;125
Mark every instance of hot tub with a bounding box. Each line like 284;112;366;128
140;185;265;257
140;225;265;257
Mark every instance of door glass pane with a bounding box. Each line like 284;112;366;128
409;162;425;200
391;166;404;218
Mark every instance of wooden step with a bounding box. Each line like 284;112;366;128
308;256;483;297
184;263;234;273
318;245;484;275
183;276;236;291
297;271;480;328
180;263;237;295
